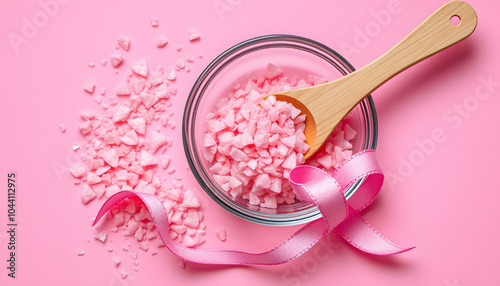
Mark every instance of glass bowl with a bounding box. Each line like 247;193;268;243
183;34;377;226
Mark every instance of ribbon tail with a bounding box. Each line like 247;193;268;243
93;190;330;265
334;207;415;255
93;190;135;226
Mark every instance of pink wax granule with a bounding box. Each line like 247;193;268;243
150;18;159;27
121;270;128;279
156;36;168;48
215;228;227;241
204;63;357;208
117;36;130;51
59;123;66;133
110;53;124;68
83;79;96;94
77;248;85;256
187;29;200;41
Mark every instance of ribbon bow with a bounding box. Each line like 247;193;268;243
93;150;413;265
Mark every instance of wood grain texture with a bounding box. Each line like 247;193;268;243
275;1;477;159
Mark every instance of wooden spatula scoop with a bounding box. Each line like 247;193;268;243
272;1;477;160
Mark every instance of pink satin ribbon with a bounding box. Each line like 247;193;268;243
93;149;413;265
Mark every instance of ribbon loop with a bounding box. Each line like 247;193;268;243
289;166;347;232
93;149;413;265
332;150;384;212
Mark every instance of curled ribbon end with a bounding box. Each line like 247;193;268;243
388;246;416;255
383;246;415;256
405;246;417;252
91;190;138;227
91;217;102;227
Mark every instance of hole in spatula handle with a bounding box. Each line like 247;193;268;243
450;15;461;26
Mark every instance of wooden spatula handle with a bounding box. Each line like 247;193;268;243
340;1;477;105
279;1;477;159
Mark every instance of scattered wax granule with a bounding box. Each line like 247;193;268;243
117;36;130;51
94;231;107;243
113;256;121;266
156;36;168;48
150;18;159;27
83;79;96;94
216;228;227;241
77;248;85;256
187;29;200;41
110;54;124;68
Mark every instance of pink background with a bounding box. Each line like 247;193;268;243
1;0;499;285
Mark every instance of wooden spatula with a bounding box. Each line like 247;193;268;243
272;1;477;159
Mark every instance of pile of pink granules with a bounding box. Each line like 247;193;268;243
204;63;357;209
70;32;207;254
